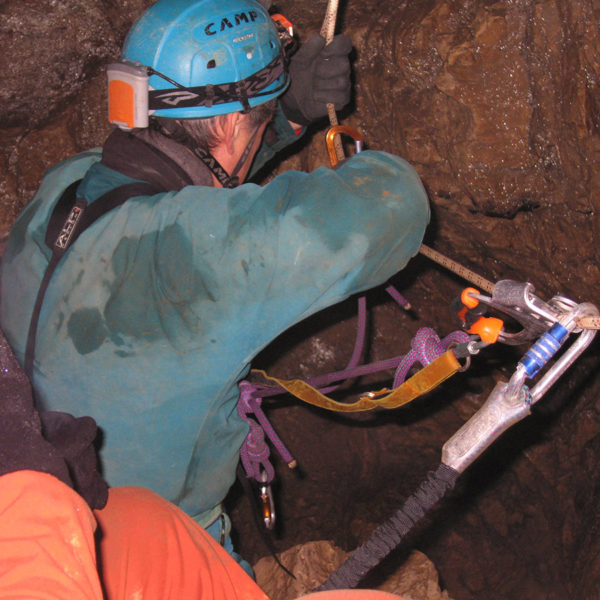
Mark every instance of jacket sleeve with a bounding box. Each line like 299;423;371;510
0;470;103;600
163;149;430;357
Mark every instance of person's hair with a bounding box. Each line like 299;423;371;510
162;99;277;149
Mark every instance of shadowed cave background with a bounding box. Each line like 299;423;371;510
1;1;599;598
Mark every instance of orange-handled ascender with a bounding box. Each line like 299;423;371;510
455;287;503;344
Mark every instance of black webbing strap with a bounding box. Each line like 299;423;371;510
24;180;162;379
189;122;262;189
189;144;239;188
152;118;251;189
316;463;460;591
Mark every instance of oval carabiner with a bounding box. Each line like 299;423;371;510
259;470;276;530
325;125;364;166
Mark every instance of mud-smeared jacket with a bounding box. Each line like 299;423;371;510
0;109;430;524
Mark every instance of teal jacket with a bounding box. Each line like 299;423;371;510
0;118;429;523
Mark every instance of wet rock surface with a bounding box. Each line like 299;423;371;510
0;1;599;600
0;0;154;228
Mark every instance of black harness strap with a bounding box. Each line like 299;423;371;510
148;53;287;112
25;180;162;379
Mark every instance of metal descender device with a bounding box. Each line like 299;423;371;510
444;279;598;473
318;281;598;591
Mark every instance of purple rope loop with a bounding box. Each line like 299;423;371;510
237;283;469;488
237;295;370;485
238;380;295;484
393;328;470;387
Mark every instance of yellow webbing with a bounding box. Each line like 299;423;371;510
251;350;461;412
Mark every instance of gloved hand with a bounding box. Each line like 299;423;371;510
41;411;108;510
280;33;352;126
0;331;108;509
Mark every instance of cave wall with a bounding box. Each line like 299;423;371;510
1;1;599;600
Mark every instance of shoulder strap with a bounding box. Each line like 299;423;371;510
101;128;195;191
25;179;161;379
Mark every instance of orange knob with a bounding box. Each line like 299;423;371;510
467;316;503;344
461;287;480;309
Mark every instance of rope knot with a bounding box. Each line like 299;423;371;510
394;328;470;386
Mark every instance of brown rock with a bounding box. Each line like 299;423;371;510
254;540;346;599
253;541;453;600
0;0;117;129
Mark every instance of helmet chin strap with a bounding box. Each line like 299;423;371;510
153;118;261;189
227;122;263;185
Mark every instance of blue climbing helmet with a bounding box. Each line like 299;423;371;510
108;0;289;127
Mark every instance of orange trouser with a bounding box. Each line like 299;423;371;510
0;470;402;600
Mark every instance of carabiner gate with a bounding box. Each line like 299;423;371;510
326;125;364;166
259;470;276;530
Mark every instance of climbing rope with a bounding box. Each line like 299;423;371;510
417;244;495;294
393;327;469;387
320;0;344;162
238;316;470;486
578;315;600;329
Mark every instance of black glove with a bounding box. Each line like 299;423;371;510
0;331;108;509
280;33;352;126
0;341;71;485
41;411;108;510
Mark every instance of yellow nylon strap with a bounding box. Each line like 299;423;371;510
251;350;461;413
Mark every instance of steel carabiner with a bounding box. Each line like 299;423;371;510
443;298;598;474
259;469;276;530
461;280;573;346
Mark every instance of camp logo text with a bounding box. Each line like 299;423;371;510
204;11;259;36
